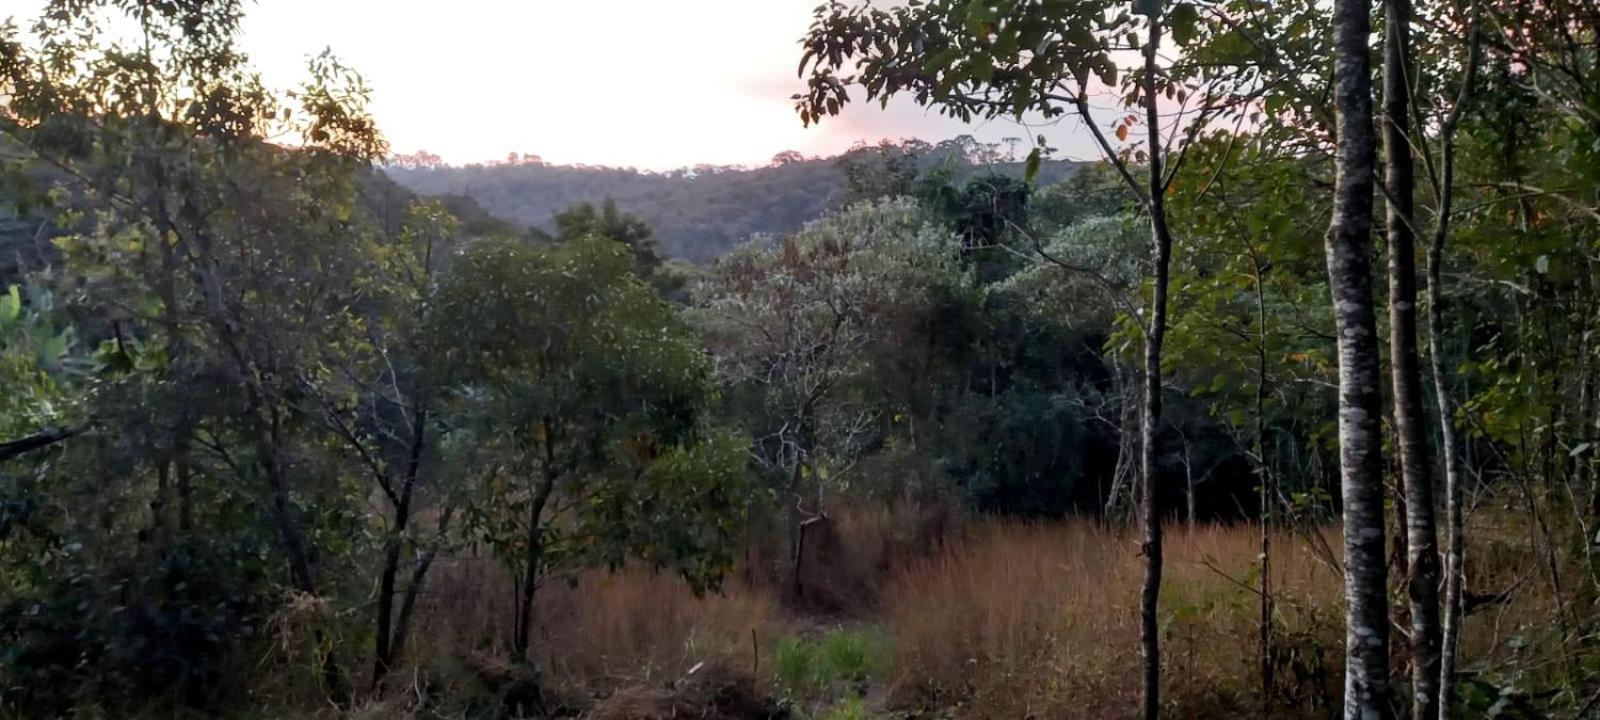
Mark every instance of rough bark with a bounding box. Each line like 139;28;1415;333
1383;1;1442;715
1329;0;1396;716
1139;8;1172;719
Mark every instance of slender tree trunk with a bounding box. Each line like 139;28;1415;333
263;410;317;594
1105;366;1141;520
1426;5;1480;713
1138;8;1171;719
176;452;193;532
515;426;559;663
1184;439;1197;528
153;460;170;535
373;409;429;688
1383;1;1442;715
1253;258;1274;711
514;518;543;661
390;529;446;670
373;534;403;682
1329;0;1396;716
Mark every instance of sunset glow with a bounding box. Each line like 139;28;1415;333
221;0;1083;169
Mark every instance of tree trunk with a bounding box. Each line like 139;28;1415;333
515;428;559;663
1254;258;1274;711
1426;5;1480;713
373;534;404;682
263;410;317;595
1139;8;1171;719
176;452;193;532
1184;439;1197;528
1105;366;1141;520
513;520;543;662
1330;0;1396;716
391;534;444;671
1383;1;1442;716
372;408;428;688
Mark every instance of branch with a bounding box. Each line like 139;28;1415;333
0;424;86;463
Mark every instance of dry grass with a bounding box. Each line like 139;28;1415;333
393;506;1568;719
879;520;1344;718
414;558;775;700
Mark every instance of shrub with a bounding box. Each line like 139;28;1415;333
773;627;894;700
0;537;271;714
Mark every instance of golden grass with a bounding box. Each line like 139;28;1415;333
879;521;1343;718
400;508;1568;718
415;557;774;696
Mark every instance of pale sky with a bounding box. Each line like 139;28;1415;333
5;0;1101;170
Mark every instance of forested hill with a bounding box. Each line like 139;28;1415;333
383;138;1080;261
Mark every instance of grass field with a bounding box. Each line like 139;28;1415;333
336;504;1568;719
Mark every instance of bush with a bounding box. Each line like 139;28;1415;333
0;537;271;715
773;627;894;699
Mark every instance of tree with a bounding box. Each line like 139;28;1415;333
1381;0;1441;715
427;235;745;670
794;2;1253;714
300;199;464;689
1326;0;1395;715
1415;2;1482;710
552;198;663;277
835;139;923;203
694;199;967;594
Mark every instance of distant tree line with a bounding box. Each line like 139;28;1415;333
381;137;1080;262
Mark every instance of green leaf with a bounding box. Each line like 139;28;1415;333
1169;4;1199;45
1024;148;1042;183
1134;0;1161;17
0;285;19;321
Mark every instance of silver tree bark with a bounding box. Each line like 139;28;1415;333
1428;6;1481;714
1383;0;1442;716
1329;0;1396;717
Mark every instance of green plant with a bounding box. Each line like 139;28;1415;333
820;695;874;720
820;628;894;684
774;635;820;693
773;627;895;700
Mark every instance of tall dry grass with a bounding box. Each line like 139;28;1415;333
395;506;1564;718
413;557;774;698
880;521;1344;718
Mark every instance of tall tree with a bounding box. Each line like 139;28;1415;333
1418;2;1482;710
428;235;745;669
1328;0;1396;716
793;3;1249;713
1382;0;1442;716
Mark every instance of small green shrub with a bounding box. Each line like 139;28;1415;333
820;695;873;720
819;628;893;683
773;627;894;699
774;635;820;692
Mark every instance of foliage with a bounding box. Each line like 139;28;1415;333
429;234;747;616
4;0;1600;716
384;138;1078;262
773;627;894;699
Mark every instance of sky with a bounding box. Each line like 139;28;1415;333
3;0;1103;170
232;0;1100;169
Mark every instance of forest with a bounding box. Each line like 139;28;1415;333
380;138;1081;262
0;0;1597;719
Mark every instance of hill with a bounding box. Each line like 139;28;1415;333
383;137;1081;262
